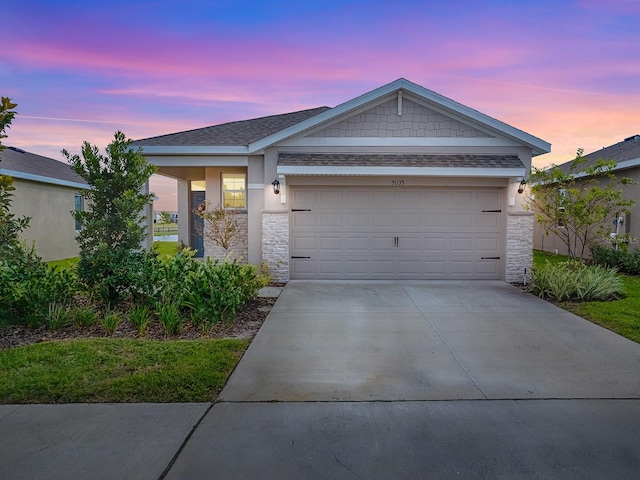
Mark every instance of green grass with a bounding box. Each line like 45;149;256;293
0;338;247;403
152;241;179;256
533;249;640;344
533;249;569;267
564;275;640;343
47;257;79;270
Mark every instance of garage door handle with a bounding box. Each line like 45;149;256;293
291;209;311;212
481;256;500;260
482;209;502;213
291;256;311;259
393;236;399;247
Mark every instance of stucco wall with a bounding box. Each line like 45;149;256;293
10;178;82;261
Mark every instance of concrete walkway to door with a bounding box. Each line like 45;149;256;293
221;280;640;402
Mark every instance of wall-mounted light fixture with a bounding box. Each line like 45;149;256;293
517;179;527;194
271;178;281;195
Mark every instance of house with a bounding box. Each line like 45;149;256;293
533;135;640;257
0;146;88;261
134;78;550;282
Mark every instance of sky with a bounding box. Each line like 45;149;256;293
2;0;639;211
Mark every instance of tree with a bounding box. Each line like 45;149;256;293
529;149;635;259
63;131;157;305
0;97;18;151
159;210;172;225
0;97;30;256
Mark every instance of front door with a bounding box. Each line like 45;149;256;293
191;190;206;257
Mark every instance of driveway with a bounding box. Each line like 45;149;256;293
166;281;640;479
221;280;640;401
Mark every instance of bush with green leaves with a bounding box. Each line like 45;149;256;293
183;259;269;324
63;131;157;307
591;244;640;276
0;246;79;327
529;260;623;301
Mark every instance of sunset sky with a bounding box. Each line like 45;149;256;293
3;0;639;211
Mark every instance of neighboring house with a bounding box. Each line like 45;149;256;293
134;78;550;282
533;135;640;257
0;146;88;261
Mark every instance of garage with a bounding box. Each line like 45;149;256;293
290;186;504;280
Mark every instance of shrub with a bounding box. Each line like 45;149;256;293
128;304;151;336
529;260;623;301
101;310;121;336
591;244;640;276
183;260;269;324
47;303;69;331
71;306;98;328
0;246;79;327
156;301;182;336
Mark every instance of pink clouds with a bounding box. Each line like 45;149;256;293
3;0;639;211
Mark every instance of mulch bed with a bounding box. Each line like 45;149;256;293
0;296;277;350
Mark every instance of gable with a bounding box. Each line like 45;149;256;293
308;98;492;139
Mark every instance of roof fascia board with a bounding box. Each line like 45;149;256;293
277;137;522;148
146;156;249;167
139;146;249;155
277;165;526;178
0;169;88;190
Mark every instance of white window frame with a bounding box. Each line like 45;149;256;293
74;194;84;231
221;172;246;210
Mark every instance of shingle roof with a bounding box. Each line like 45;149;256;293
0;147;87;185
278;153;524;169
132;107;331;147
558;134;640;173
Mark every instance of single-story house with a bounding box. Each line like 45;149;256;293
533;135;640;257
0;146;89;261
134;78;551;282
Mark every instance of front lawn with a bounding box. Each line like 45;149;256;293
533;250;640;344
0;338;247;403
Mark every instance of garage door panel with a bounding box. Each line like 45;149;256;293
346;212;369;226
345;235;370;251
290;187;504;280
291;212;316;228
319;236;343;250
292;235;316;251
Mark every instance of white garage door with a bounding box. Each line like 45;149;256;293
290;187;504;280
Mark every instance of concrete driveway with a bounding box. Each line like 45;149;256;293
221;280;640;401
166;280;640;479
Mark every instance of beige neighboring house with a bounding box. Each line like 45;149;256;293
0;146;88;261
533;135;640;257
134;78;551;282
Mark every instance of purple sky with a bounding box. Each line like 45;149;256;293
3;0;639;210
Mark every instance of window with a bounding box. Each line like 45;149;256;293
74;194;84;231
222;173;246;209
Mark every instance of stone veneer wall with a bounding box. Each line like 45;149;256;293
262;210;289;281
204;213;248;262
506;212;534;284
